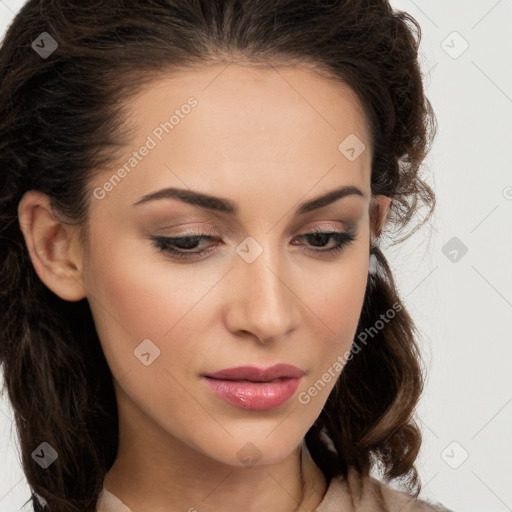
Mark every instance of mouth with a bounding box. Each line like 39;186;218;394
201;364;305;411
202;364;305;382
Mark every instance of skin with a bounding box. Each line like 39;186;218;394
18;62;391;512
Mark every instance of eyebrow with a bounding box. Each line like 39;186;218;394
132;185;365;216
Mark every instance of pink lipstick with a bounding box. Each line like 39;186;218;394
201;364;304;411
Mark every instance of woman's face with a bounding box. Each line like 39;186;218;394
80;63;387;468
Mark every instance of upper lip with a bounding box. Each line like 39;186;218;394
202;364;305;382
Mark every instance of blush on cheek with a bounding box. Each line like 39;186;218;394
311;267;367;332
93;256;204;358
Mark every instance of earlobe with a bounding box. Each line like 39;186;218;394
17;190;87;302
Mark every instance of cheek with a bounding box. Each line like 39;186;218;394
295;246;369;379
303;249;369;338
84;220;368;376
82;230;206;376
292;255;368;412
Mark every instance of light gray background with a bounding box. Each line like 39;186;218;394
1;1;511;511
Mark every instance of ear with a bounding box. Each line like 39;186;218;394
369;194;392;244
17;190;87;302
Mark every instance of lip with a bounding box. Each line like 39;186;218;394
203;364;305;382
201;364;305;411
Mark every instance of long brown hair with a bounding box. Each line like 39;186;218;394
0;1;437;510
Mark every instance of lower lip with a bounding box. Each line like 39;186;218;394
202;376;302;411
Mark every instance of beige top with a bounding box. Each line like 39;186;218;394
96;446;453;512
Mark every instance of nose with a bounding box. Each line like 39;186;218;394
223;242;299;344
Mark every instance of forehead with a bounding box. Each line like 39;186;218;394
123;61;371;147
90;63;372;211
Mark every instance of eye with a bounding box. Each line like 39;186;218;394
150;231;217;260
149;226;357;261
293;227;357;257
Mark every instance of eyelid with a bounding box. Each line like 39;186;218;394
298;220;348;232
175;225;347;241
150;226;357;262
152;223;220;237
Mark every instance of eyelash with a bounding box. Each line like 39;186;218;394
149;227;357;261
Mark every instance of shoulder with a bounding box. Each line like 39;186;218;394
368;475;454;512
96;488;133;512
318;467;454;512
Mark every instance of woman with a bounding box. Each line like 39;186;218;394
0;1;451;511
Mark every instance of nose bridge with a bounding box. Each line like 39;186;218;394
228;235;298;341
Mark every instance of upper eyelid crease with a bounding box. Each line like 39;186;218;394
131;185;365;216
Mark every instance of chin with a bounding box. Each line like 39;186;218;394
194;428;306;469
